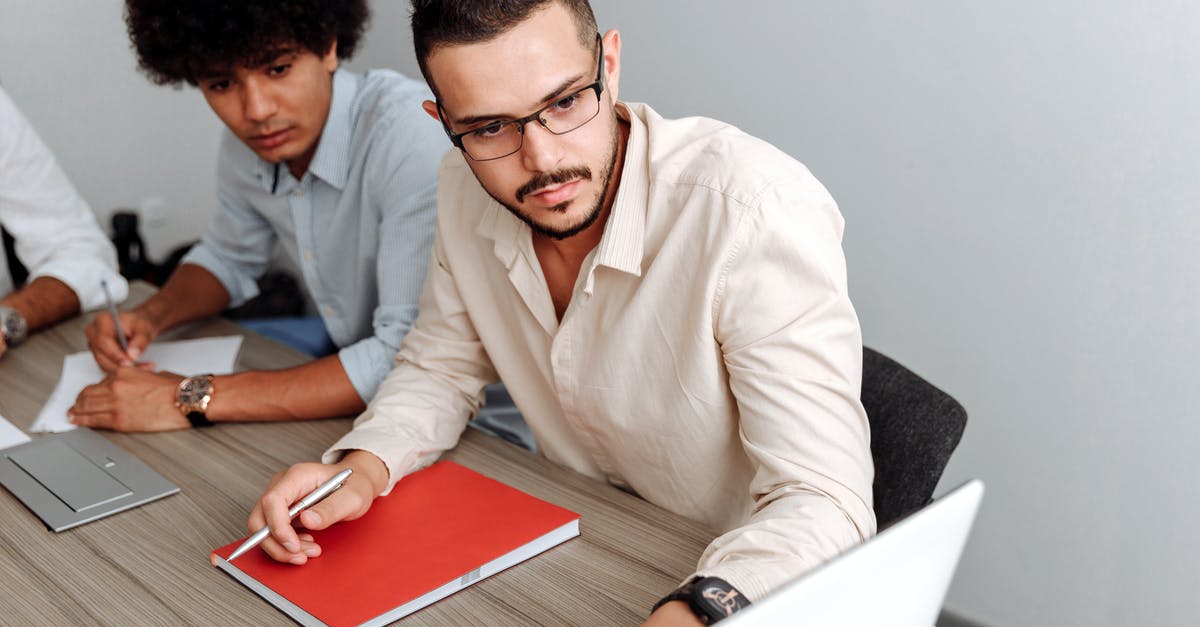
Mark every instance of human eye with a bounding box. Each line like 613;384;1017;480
549;92;581;113
204;79;232;93
267;63;292;77
468;122;508;141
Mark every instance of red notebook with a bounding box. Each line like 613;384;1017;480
211;461;580;627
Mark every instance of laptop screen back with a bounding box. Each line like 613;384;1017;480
724;480;984;627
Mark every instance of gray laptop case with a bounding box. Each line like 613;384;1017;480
0;427;179;532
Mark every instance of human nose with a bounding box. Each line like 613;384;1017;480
518;117;563;172
242;78;277;123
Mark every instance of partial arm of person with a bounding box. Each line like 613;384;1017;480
0;85;128;349
68;351;367;431
248;214;499;563
681;174;876;604
0;277;79;359
74;266;365;430
2;276;80;332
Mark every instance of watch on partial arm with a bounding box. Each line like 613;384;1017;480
0;305;28;348
176;374;215;428
652;576;752;624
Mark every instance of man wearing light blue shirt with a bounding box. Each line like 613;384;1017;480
71;0;445;431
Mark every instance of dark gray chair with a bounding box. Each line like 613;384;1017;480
861;347;967;528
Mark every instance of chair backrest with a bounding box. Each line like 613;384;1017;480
861;347;967;528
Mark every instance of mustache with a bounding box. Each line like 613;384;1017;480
515;167;592;203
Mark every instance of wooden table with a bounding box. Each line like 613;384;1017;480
0;283;714;625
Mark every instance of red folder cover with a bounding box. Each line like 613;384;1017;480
211;461;581;627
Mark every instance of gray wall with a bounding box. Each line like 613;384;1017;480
4;2;1198;625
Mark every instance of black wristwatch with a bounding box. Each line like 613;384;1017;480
652;576;751;624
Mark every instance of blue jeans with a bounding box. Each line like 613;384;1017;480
236;316;336;358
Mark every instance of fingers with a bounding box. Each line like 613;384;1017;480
85;311;157;371
68;382;116;429
124;312;156;361
248;461;379;564
250;463;369;564
298;476;374;530
86;313;133;371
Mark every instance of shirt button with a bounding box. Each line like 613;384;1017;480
323;305;335;317
304;249;314;262
293;188;304;198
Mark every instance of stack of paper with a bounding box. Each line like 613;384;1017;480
0;414;31;449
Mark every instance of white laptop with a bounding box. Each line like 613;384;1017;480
724;479;984;627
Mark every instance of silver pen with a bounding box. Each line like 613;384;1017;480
99;279;129;355
227;468;353;562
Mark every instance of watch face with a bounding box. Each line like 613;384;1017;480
0;306;27;344
695;577;751;620
179;376;212;407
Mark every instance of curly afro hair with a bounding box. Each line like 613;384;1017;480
125;0;371;86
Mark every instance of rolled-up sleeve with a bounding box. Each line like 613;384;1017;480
0;87;127;310
324;224;495;487
334;116;442;402
695;176;876;600
180;133;275;307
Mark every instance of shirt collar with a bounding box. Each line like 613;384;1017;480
474;101;650;279
590;102;647;279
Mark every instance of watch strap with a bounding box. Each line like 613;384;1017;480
185;410;214;428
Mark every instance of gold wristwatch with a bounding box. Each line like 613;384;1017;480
176;374;215;428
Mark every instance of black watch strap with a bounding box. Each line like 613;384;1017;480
186;410;214;428
652;576;751;624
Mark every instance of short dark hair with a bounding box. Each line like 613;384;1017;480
125;0;371;86
410;0;597;97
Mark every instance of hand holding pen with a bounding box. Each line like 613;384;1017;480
86;280;158;372
228;468;353;561
244;452;390;564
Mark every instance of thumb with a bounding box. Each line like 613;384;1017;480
298;480;372;530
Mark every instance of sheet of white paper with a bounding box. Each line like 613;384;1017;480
31;335;244;433
0;413;31;449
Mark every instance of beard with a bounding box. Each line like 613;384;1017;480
484;119;621;241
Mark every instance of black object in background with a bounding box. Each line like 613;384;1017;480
2;226;29;287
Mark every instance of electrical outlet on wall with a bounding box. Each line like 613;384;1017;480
139;197;168;226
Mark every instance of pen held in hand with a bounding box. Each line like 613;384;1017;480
225;468;353;562
99;279;130;355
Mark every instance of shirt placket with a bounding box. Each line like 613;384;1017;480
289;177;338;339
549;264;618;481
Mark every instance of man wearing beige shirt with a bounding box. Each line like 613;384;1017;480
248;1;875;624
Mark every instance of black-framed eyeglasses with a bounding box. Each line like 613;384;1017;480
438;35;605;161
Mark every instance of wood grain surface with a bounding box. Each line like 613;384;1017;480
0;282;713;626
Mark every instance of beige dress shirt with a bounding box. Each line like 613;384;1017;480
327;102;876;601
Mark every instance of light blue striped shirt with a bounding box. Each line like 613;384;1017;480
184;69;446;401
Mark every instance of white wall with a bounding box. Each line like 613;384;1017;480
580;3;1197;626
4;2;1198;625
0;1;220;260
